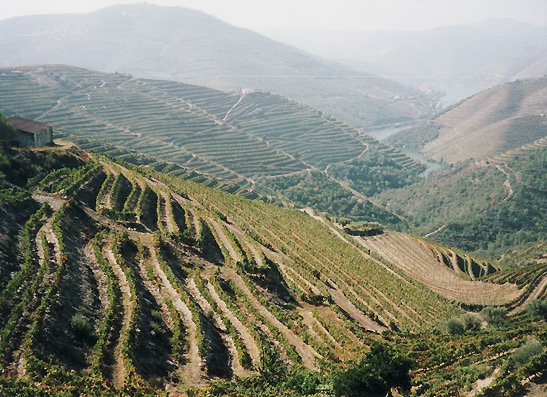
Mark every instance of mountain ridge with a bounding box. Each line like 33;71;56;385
0;4;436;130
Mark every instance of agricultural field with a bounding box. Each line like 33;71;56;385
0;136;544;395
0;65;427;226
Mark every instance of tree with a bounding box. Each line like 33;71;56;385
480;306;507;327
333;342;413;397
462;313;482;332
512;338;544;367
527;299;547;320
446;318;465;335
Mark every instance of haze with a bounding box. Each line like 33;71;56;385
4;0;547;33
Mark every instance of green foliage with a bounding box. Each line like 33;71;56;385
480;306;508;327
511;337;544;367
0;112;16;137
328;151;423;196
257;343;287;386
385;121;441;150
446;318;465;335
527;299;547;320
259;170;403;226
70;313;94;339
332;342;413;397
462;313;482;333
378;148;547;254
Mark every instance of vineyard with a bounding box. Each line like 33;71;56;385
0;142;545;395
0;65;426;225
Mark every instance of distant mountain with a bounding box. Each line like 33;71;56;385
387;77;547;164
0;4;435;129
266;20;547;105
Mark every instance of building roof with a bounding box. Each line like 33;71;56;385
7;116;52;134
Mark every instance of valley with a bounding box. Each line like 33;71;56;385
0;4;546;394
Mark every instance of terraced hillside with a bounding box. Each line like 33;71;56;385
1;140;545;395
0;65;425;225
0;4;436;130
388;77;547;164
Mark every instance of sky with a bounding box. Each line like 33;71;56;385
3;0;547;32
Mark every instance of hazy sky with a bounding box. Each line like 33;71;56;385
4;0;547;32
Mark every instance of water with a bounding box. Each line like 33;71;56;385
365;125;411;141
363;125;443;176
401;148;443;176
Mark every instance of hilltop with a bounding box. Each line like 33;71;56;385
0;133;545;395
0;4;436;130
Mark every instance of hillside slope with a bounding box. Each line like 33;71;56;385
387;77;547;164
0;4;435;129
2;136;544;394
377;143;547;257
0;64;424;226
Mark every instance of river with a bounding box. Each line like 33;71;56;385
364;125;443;176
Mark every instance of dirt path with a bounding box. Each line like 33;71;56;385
8;220;58;380
509;270;547;315
495;165;514;202
223;94;245;121
298;307;341;349
206;281;261;369
99;162;118;209
159;191;176;234
134;239;174;331
328;287;388;333
186;278;247;378
424;225;446;239
33;193;65;211
225;268;320;370
468;368;500;397
83;241;109;327
324;144;369;175
147;246;205;387
104;245;132;389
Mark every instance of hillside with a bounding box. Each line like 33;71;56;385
377;142;547;258
0;4;436;129
1;137;545;395
0;64;424;226
387;77;547;164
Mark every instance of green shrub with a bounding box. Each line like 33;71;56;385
462;313;482;332
480;306;507;327
527;299;547;320
512;338;544;367
447;318;465;335
332;342;412;397
70;313;93;339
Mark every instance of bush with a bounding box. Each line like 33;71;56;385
512;338;544;367
70;313;93;339
333;342;413;397
446;318;465;335
480;306;507;327
527;299;547;320
462;313;482;332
